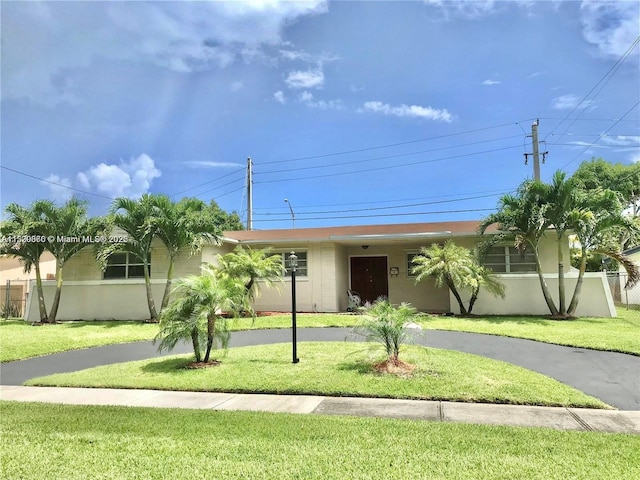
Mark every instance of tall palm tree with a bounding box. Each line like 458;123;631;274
567;188;639;315
480;182;559;316
36;198;102;322
216;246;284;313
108;195;159;322
1;202;50;322
529;171;577;316
152;196;223;311
155;264;246;363
411;240;475;315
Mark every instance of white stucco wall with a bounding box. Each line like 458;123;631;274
25;279;167;322
449;272;616;317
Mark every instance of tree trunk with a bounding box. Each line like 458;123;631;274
160;257;175;312
533;247;559;316
567;246;588;316
47;260;63;322
446;275;468;316
191;328;201;363
204;314;216;363
467;287;480;315
144;261;158;322
34;261;49;323
557;233;566;316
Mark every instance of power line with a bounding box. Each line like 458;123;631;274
561;101;640;170
168;167;245;197
255;145;521;184
0;165;115;201
543;36;640;143
259;119;536;166
254;192;503;216
252;207;495;224
252;188;508;210
256;135;523;176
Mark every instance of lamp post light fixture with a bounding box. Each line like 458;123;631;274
289;251;299;364
284;199;295;229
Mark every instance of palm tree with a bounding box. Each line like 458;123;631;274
566;188;639;315
216;246;284;314
465;263;506;315
529;171;577;316
1;202;50;322
155;264;246;363
353;299;418;365
480;182;559;316
108;195;159;322
411;240;475;315
36;198;102;322
152;196;223;311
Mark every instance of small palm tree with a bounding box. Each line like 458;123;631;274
216;246;284;313
353;300;418;366
464;263;506;314
411;240;474;315
155;264;246;363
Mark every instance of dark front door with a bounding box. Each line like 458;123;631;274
350;256;388;304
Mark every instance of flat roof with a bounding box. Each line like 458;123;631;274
223;220;496;244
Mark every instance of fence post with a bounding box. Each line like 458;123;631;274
4;280;10;320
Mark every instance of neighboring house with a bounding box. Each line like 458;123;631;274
1;252;56;316
24;220;616;321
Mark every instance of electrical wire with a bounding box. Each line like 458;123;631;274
168;167;245;197
0;165;115;201
255;145;521;184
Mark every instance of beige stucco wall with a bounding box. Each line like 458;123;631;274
25;279;167;321
0;252;57;284
449;272;616;317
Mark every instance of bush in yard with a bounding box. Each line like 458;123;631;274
352;300;421;374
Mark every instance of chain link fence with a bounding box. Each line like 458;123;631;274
1;279;29;319
606;272;640;310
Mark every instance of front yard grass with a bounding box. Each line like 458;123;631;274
2;308;638;362
26;342;609;408
1;401;637;480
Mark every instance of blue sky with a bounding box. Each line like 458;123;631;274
1;0;639;230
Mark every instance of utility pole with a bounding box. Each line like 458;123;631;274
246;157;253;230
531;119;541;181
524;119;547;181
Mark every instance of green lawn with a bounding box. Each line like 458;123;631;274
2;308;638;363
1;402;637;480
27;342;609;408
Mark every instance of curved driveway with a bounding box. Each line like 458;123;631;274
1;328;639;410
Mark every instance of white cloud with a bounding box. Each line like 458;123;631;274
184;161;243;169
526;71;543;79
599;135;640;147
580;1;640;58
298;91;342;110
423;0;497;18
1;1;328;103
274;90;286;104
482;79;501;85
47;154;161;199
360;101;453;122
630;152;640;164
41;174;74;202
285;69;325;89
552;94;580;110
229;81;244;92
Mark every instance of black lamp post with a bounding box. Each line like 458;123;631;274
289;251;299;364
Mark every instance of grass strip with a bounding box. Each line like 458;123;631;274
1;401;637;480
26;342;609;408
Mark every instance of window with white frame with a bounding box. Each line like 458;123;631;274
103;252;149;279
482;246;536;273
280;251;308;277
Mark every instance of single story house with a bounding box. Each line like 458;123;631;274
1;252;56;317
612;245;640;307
24;220;616;321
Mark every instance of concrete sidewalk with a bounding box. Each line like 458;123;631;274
2;385;639;434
